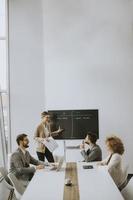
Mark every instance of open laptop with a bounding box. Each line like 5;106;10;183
49;157;64;171
56;157;64;171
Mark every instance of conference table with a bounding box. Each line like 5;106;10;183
21;162;124;200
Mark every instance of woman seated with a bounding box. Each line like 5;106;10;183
98;136;127;189
80;132;102;162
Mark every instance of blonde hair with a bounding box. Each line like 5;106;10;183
106;136;124;155
41;111;48;118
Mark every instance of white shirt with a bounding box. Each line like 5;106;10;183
19;147;26;155
43;124;50;138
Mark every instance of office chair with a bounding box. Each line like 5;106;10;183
118;164;129;191
0;167;13;185
8;172;27;199
121;177;133;200
0;176;15;200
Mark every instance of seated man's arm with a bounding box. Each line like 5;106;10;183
11;153;35;176
81;148;100;162
29;153;42;166
29;153;49;166
81;150;88;161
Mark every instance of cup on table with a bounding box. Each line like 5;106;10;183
65;178;72;186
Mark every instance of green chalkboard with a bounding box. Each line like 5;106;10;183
48;110;99;139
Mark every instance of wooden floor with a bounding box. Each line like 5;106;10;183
63;162;80;200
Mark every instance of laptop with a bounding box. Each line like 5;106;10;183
49;157;64;171
56;157;64;171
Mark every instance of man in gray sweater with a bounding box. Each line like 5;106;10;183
10;133;46;182
80;132;102;162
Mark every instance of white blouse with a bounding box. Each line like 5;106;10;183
101;153;127;188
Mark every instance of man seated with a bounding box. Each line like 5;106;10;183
10;133;46;183
80;132;102;162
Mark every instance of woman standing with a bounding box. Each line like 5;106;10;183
34;111;60;162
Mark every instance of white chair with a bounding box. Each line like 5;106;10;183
8;173;27;199
119;164;129;191
0;176;14;200
0;167;8;177
0;166;13;185
121;177;133;200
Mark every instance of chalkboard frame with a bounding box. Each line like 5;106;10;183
48;109;99;140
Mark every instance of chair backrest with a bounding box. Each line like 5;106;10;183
0;167;8;177
0;177;14;200
119;164;129;190
8;173;26;197
0;166;13;185
121;177;133;200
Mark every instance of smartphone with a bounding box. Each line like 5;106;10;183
83;165;93;169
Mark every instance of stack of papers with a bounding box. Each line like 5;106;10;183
43;137;58;152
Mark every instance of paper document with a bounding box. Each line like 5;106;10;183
43;137;58;152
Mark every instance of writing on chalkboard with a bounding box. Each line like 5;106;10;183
48;110;99;139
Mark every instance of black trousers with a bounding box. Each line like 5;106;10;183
37;147;54;162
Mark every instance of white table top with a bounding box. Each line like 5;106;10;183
21;162;124;200
21;166;65;200
78;162;124;200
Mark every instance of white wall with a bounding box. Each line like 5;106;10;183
9;0;45;153
43;0;133;172
8;0;133;173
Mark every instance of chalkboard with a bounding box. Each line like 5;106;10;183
48;110;99;139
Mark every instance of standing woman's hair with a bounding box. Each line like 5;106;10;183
41;111;48;118
106;136;124;155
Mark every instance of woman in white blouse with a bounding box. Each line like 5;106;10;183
98;136;127;189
